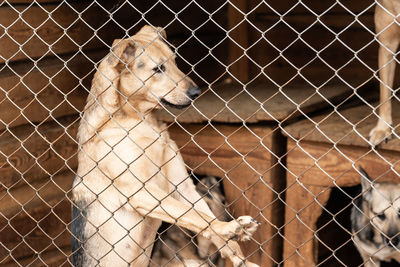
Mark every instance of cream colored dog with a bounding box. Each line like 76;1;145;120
70;25;259;267
370;0;400;145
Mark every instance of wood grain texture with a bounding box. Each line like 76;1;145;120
246;0;378;86
0;3;113;64
156;82;353;123
285;139;400;188
227;0;249;83
284;100;400;151
0;51;105;131
2;246;71;267
283;180;331;267
169;123;285;266
0;171;73;265
0;115;79;194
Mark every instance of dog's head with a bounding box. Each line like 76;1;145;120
107;25;200;113
359;166;400;248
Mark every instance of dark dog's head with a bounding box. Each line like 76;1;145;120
359;166;400;248
106;25;200;113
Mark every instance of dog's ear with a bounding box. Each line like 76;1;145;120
359;165;373;201
137;25;167;39
107;39;136;67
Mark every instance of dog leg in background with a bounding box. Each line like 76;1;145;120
369;3;400;145
130;185;258;267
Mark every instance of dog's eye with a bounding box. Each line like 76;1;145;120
152;64;165;73
377;213;386;220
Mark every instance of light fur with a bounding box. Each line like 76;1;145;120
369;0;400;145
71;25;259;267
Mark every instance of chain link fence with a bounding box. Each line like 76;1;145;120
0;0;399;266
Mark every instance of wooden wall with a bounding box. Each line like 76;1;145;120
241;0;382;88
0;0;390;265
0;0;227;265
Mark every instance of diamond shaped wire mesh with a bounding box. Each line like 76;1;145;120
0;0;400;266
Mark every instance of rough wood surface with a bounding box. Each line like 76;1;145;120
284;100;400;151
247;0;378;86
0;3;114;64
2;245;71;267
156;82;353;123
227;0;249;83
0;116;79;194
0;170;73;264
169;123;285;266
283;179;332;267
285;139;400;187
0;51;105;131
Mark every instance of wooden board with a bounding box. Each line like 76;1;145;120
227;0;249;83
250;0;375;15
0;51;105;131
169;123;286;266
0;171;73;264
285;139;400;187
284;100;400;151
246;0;378;86
3;246;71;267
156;82;353;123
0;115;79;194
0;3;114;64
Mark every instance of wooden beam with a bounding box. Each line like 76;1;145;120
0;115;79;193
0;3;115;64
0;171;73;264
228;0;249;83
169;123;285;266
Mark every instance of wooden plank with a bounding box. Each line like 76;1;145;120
284;100;400;151
0;51;105;131
285;139;400;187
246;1;379;86
3;245;71;267
0;3;115;64
4;0;71;3
283;178;332;267
0;115;79;194
0;171;73;264
227;0;249;83
156;82;353;123
169;123;285;266
250;0;375;16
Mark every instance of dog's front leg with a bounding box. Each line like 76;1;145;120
175;178;259;266
164;144;259;266
370;6;400;145
130;185;259;267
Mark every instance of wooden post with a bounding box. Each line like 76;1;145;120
228;0;249;83
170;123;285;267
283;172;331;267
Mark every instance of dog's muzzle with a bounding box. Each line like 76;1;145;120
382;233;400;248
186;85;201;100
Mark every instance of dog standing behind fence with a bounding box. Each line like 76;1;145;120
351;166;400;266
70;25;259;267
369;0;400;145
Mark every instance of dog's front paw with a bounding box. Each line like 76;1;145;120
216;216;259;241
369;123;392;146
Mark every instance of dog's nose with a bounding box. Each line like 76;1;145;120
391;236;399;247
382;234;400;247
187;85;201;100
